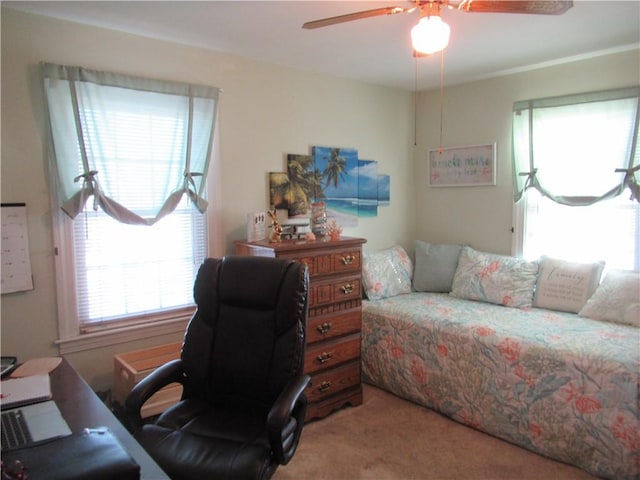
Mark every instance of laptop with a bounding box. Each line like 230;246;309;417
1;400;72;451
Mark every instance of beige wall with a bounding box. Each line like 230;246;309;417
414;49;639;254
1;8;637;391
1;9;415;389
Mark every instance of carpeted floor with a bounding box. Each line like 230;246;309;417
274;384;597;480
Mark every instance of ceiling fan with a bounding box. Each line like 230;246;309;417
303;1;574;55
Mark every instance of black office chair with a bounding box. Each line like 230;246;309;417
125;256;310;480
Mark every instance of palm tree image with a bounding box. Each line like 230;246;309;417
312;147;358;201
286;154;323;216
268;172;291;210
311;146;360;227
324;148;347;189
310;168;325;200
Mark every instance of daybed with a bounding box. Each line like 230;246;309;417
360;243;640;480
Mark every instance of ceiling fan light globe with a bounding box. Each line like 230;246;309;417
411;16;450;55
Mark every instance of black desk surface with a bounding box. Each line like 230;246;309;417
51;357;169;480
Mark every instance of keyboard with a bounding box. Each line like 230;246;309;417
1;409;32;450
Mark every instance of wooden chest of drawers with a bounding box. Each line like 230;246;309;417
234;236;366;421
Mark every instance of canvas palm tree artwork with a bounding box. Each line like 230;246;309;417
269;146;390;228
311;146;359;227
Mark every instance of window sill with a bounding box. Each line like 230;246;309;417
55;316;190;355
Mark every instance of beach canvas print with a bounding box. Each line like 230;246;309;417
378;174;390;205
286;154;315;217
358;160;378;217
281;147;391;229
269;172;291;211
312;146;359;227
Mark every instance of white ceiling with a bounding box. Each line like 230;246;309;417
4;1;640;91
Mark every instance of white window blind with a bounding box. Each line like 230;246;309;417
522;190;639;271
74;205;206;331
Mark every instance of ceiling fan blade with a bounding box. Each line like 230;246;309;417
457;1;573;15
302;6;410;29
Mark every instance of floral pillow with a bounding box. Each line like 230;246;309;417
450;246;539;308
578;270;640;327
362;245;413;301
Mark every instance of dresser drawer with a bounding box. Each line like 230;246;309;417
304;335;361;374
307;309;361;343
331;249;361;274
305;361;361;403
291;255;322;276
309;275;361;307
281;248;361;278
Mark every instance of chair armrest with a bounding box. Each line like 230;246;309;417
266;374;311;464
123;359;186;432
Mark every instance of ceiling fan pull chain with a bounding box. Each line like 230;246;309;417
414;57;419;146
439;49;446;153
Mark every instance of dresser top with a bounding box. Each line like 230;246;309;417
234;236;366;253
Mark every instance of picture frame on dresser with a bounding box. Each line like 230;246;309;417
234;236;367;421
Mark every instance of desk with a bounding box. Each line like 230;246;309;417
51;358;168;479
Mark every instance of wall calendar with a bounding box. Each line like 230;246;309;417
1;203;34;294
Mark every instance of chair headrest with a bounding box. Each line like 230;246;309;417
220;256;298;308
194;256;304;312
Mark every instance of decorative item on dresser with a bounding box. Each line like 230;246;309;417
234;236;367;421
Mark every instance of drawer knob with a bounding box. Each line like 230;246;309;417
318;380;332;393
341;255;355;265
340;283;355;294
316;322;332;334
316;352;333;364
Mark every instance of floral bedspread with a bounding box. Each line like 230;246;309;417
362;292;640;480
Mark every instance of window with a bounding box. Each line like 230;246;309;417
512;87;639;270
43;64;219;352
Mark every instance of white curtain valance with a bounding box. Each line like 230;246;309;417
512;86;640;206
42;62;220;225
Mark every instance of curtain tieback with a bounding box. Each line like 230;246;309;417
518;168;538;189
615;164;640;177
74;170;98;184
184;172;203;193
74;170;100;210
616;165;640;200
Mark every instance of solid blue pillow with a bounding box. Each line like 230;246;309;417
412;241;463;293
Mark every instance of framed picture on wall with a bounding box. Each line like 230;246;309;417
428;143;496;187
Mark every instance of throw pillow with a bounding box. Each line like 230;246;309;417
533;256;605;313
450;246;539;308
362;245;413;301
578;270;640;327
412;241;463;293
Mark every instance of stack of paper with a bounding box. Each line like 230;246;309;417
0;373;52;409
